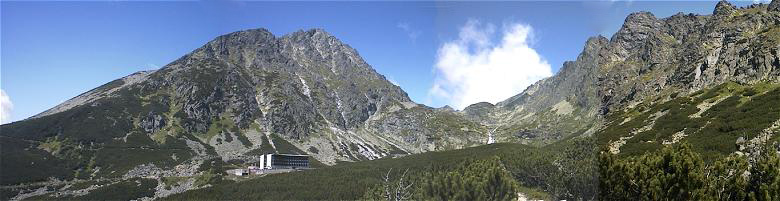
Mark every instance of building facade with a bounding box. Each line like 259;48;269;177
259;154;309;169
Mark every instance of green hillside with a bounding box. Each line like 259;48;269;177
598;82;780;160
162;143;561;200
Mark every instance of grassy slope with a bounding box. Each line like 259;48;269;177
597;82;780;160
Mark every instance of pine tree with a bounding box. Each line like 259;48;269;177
746;145;780;201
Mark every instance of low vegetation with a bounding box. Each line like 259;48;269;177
362;157;521;201
162;143;548;200
600;142;780;200
598;82;780;160
163;138;604;200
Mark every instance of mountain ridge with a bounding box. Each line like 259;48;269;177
463;0;780;146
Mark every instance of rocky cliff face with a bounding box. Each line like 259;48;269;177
464;0;780;145
598;1;780;111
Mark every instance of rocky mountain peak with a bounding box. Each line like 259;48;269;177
289;28;332;38
284;29;337;47
624;11;657;23
437;105;456;112
610;11;662;60
583;36;609;54
713;0;736;16
770;0;780;12
212;28;276;47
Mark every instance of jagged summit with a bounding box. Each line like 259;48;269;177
195;28;334;45
769;0;780;12
288;28;334;37
624;11;656;22
713;0;736;16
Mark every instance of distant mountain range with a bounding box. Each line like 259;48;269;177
2;0;779;200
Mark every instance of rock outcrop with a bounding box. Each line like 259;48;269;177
769;0;780;12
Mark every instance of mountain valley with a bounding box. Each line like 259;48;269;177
2;0;780;200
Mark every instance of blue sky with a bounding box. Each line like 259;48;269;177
0;0;762;123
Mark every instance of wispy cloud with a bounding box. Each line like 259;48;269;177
0;89;14;124
428;19;552;110
397;22;421;43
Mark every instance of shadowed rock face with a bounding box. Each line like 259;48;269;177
770;0;780;12
714;0;736;16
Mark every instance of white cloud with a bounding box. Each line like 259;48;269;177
0;89;13;124
754;0;771;3
428;19;552;110
397;22;421;43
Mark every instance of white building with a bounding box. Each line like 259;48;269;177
258;153;310;170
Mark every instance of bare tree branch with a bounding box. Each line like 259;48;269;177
383;168;393;201
380;168;414;201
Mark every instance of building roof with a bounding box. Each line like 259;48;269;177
269;153;309;157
